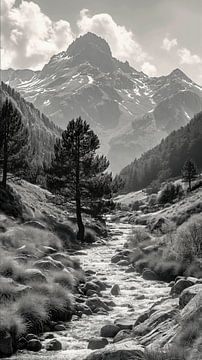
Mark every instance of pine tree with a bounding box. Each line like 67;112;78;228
182;159;197;191
0;98;29;188
47;117;112;242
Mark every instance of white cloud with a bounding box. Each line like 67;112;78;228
77;9;148;66
161;37;177;51
141;62;157;76
178;47;202;65
1;0;75;70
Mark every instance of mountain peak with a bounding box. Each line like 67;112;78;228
169;68;190;80
65;32;114;73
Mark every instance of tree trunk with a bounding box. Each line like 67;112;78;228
188;175;191;191
76;190;85;242
2;128;8;188
75;133;85;242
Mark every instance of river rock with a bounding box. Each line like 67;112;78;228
26;339;42;352
46;339;62;351
17;337;27;350
54;324;66;331
171;278;194;296
114;318;133;330
24;220;47;230
26;334;38;341
0;331;13;357
33;259;61;271
113;330;131;343
179;284;202;308
77;304;93;315
111;254;123;264
24;268;47;282
85;341;144;360
93;279;107;291
88;337;108;350
111;284;120;296
142;269;157;281
133;297;179;347
85;282;101;294
180;290;202;323
86;297;110;312
117;260;129;266
100;324;120;338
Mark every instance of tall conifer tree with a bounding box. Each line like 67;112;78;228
47;117;112;242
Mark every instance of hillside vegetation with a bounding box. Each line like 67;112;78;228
120;111;202;193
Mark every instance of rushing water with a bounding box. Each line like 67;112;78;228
13;217;170;360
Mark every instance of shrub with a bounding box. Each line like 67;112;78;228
53;271;75;291
0;306;26;350
16;293;48;334
0;226;62;255
30;282;74;322
158;183;184;205
174;214;202;261
84;229;97;243
0;256;27;284
127;227;151;249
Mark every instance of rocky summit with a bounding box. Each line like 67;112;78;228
2;32;202;172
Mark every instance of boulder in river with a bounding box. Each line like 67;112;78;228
88;337;108;350
114;318;133;330
100;324;120;338
142;269;157;281
171;278;194;296
111;254;123;264
117;259;129;266
46;339;62;351
85;340;144;360
86;297;110;312
111;284;120;296
179;284;202;308
26;339;42;352
113;330;131;343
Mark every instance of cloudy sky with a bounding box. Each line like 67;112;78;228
1;0;202;83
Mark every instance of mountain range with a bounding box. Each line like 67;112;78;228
2;32;202;173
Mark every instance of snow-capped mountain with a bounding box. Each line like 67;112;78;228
2;32;202;173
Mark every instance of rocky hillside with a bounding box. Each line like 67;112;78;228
119;111;202;193
2;33;202;173
0;82;61;168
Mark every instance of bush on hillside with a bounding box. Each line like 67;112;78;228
173;214;202;261
158;183;184;205
127;227;151;249
0;184;23;218
0;306;26;351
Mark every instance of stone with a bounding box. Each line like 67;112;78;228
100;324;120;338
88;337;108;350
54;324;66;331
17;337;27;350
114;318;133;330
180;291;202;323
93;279;107;291
85;269;96;276
24;268;47;282
117;260;129;266
171;279;194;296
111;254;123;264
46;339;62;351
26;334;39;341
85;341;144;360
142;269;157;281
125;266;135;273
111;284;120;296
77;304;93;315
86;290;99;297
113;330;131;343
136;294;145;300
44;333;55;340
33;259;63;271
0;331;13;357
86;297;110;312
179;284;202;308
26;339;42;352
84;282;101;294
